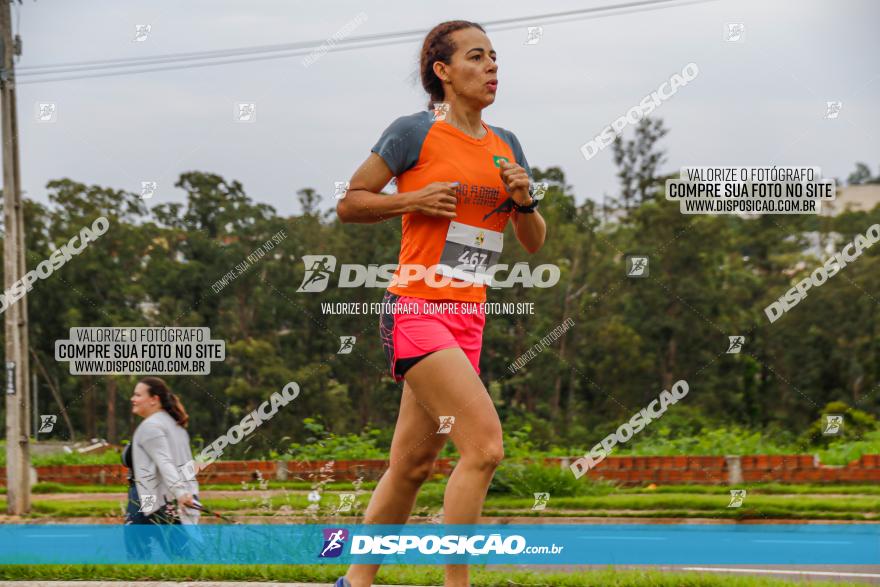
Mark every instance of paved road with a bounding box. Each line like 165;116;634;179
527;565;880;584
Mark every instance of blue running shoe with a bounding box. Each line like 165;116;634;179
334;577;351;587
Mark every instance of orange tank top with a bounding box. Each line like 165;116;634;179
370;110;533;303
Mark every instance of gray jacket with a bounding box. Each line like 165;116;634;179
131;410;199;515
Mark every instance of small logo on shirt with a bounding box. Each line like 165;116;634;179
493;155;509;167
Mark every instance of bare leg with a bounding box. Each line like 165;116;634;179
401;348;505;587
345;381;446;587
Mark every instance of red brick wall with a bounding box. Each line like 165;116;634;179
561;454;880;485
0;454;877;486
563;455;729;485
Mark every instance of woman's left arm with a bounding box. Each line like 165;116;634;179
499;160;546;254
511;208;546;254
141;430;194;506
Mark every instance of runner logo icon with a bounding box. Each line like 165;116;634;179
319;528;349;558
298;255;337;292
38;415;57;433
823;414;843;435
726;336;744;354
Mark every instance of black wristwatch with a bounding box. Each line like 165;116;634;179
512;197;539;214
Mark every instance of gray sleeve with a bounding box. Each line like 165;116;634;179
140;426;189;499
491;126;533;181
370;112;431;176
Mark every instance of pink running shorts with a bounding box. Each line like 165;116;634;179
379;290;486;382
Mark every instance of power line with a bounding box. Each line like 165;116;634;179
19;0;717;85
20;37;420;84
19;0;701;73
18;24;419;73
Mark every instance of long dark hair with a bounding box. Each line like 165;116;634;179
139;376;189;428
419;20;485;110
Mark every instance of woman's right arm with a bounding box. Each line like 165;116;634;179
336;153;458;224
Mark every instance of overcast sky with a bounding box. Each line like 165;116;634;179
15;0;880;218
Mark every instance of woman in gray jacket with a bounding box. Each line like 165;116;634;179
125;376;200;525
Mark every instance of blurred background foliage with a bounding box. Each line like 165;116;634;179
1;118;878;464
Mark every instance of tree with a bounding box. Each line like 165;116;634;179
611;117;669;210
847;162;880;185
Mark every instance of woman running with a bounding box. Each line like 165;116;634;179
336;20;546;587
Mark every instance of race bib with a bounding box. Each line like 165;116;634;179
436;221;503;286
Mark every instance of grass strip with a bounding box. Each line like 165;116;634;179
0;564;870;586
4;491;878;520
9;481;880;497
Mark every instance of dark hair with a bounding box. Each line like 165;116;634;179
420;20;486;110
139;376;189;428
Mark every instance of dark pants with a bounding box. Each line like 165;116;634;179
124;483;199;561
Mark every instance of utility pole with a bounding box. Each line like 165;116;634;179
1;0;30;515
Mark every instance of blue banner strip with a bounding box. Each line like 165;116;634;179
0;524;877;565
